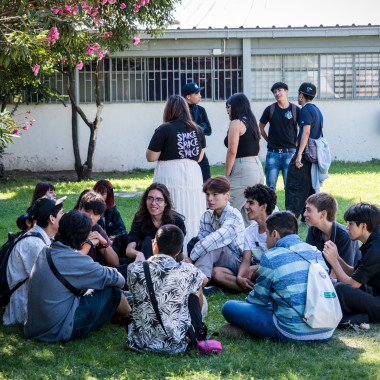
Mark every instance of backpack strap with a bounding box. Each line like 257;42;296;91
291;103;297;127
8;231;45;293
46;247;85;297
269;103;276;123
143;261;168;336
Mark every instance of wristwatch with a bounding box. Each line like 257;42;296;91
86;240;93;248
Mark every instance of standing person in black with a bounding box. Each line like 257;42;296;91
259;82;300;190
285;82;323;220
182;82;212;182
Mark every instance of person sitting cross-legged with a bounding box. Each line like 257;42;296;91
127;224;208;354
79;190;119;267
184;176;245;286
305;192;362;276
322;203;380;323
24;210;130;342
212;184;277;293
3;197;65;325
221;211;335;343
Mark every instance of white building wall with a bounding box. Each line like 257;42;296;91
3;99;380;172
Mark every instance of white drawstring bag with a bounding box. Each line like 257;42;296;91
303;261;342;329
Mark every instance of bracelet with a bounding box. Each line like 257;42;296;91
86;240;93;248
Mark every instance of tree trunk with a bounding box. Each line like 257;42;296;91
67;67;84;180
81;59;104;179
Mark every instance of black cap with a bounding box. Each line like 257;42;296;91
16;206;34;231
33;196;66;222
182;82;204;96
298;82;316;97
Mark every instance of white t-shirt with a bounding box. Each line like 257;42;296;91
243;222;268;263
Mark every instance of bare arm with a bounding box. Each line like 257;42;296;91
225;120;244;176
146;149;160;162
295;125;310;168
198;148;205;163
236;250;255;291
126;241;143;259
259;122;268;142
323;241;361;288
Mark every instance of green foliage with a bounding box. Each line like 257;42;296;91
0;162;379;379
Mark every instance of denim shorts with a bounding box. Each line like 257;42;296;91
71;287;122;340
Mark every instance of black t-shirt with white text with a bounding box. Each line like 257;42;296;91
148;120;206;161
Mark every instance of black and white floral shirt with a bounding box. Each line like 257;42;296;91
127;254;205;354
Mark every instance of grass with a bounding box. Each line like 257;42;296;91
0;162;380;379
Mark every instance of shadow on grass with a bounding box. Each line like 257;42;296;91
1;319;378;379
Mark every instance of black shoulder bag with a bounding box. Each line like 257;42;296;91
46;247;85;297
142;261;168;336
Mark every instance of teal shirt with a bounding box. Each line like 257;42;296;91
246;234;334;341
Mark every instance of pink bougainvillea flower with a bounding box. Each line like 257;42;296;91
64;5;71;12
92;7;98;16
85;46;95;55
77;62;84;70
98;50;105;59
120;3;126;9
133;37;140;45
26;111;31;114
52;8;60;14
33;63;40;76
23;126;29;131
108;0;116;4
101;0;107;5
93;42;100;50
47;27;59;45
133;6;139;12
12;129;21;135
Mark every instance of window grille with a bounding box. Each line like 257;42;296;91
252;53;380;100
46;56;242;103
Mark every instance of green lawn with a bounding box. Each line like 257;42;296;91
0;162;379;379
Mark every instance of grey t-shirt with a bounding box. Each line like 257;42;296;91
24;241;125;342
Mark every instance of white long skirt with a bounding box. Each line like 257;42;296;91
153;159;206;255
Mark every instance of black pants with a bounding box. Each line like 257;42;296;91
198;153;211;183
187;293;206;341
285;153;315;219
335;282;380;323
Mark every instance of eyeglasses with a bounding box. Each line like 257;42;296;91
225;105;231;109
146;196;165;204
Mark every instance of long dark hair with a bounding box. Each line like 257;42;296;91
227;93;260;141
30;182;55;205
135;183;183;236
163;95;200;133
93;179;115;209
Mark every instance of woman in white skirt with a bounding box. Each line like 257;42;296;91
224;93;264;227
146;95;206;254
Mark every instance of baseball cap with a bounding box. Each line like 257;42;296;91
182;82;204;96
16;206;34;231
33;196;66;221
298;82;317;97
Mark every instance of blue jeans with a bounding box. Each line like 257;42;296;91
222;300;288;342
265;151;295;190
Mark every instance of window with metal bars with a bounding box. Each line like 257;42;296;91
33;56;242;103
251;53;380;100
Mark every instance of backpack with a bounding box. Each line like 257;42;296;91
0;231;44;307
269;102;297;129
274;247;342;330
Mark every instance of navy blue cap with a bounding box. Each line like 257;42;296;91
182;82;204;96
298;82;316;97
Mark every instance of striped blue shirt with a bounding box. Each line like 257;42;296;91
246;234;334;341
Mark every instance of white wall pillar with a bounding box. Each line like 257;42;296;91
242;38;252;99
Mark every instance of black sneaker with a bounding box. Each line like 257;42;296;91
203;286;222;296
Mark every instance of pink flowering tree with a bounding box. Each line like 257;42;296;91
1;0;179;179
